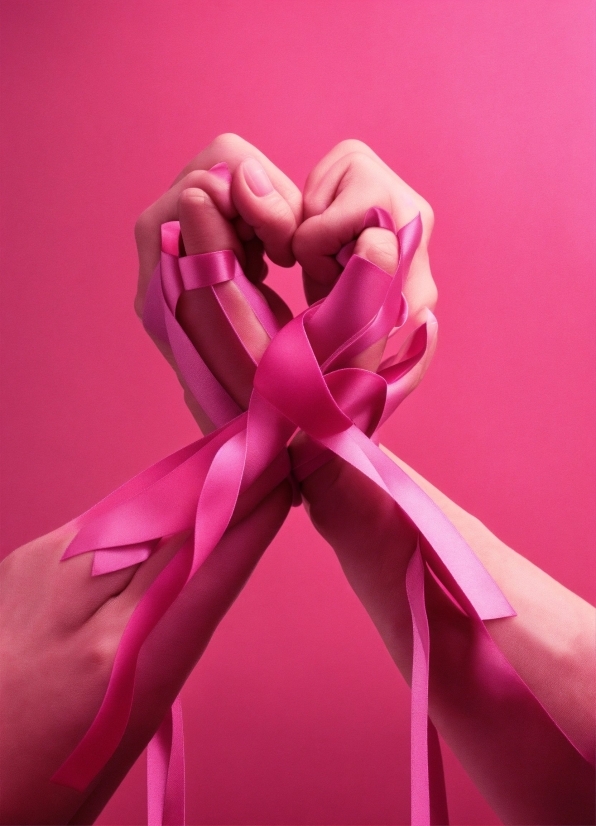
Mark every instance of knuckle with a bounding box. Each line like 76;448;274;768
302;185;323;217
182;169;208;189
284;185;303;222
357;228;398;274
407;266;438;315
335;139;373;156
344;150;377;171
417;284;439;316
264;195;294;228
177;186;210;211
210;132;244;155
370;245;398;274
377;236;398;261
362;234;395;257
319;206;338;233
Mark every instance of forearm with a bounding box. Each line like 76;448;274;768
67;478;292;825
0;476;291;825
384;448;595;760
301;449;595;823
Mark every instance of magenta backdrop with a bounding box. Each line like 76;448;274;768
1;1;594;824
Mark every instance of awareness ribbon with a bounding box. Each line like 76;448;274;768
51;169;594;825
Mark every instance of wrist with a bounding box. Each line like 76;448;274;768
300;453;417;655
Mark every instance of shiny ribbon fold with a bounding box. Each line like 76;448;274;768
52;173;592;825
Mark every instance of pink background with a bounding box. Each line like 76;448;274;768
1;1;594;823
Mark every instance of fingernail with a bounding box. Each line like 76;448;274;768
243;158;274;197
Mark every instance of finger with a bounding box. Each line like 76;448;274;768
295;153;430;313
171;134;302;222
354;226;398;276
135;136;301;315
294;157;400;289
177;186;240;259
302;141;427;226
298;148;433;265
231;219;269;284
231;157;301;267
295;185;403;306
302;142;390;218
300;227;399;367
134;167;236;313
176;188;271;410
256;281;293;328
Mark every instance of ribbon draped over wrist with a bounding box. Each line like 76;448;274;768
51;171;593;826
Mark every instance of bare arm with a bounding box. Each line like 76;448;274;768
301;448;595;824
0;135;300;824
294;140;595;824
387;447;595;762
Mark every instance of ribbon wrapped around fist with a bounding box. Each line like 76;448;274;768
50;167;587;826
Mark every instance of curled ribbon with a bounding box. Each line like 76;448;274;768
52;168;593;825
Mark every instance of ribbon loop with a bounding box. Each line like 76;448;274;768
52;179;592;826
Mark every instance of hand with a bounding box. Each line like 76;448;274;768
134;133;301;431
294;139;436;319
135;136;439;687
73;138;438;824
292;143;595;826
291;141;438;627
67;135;305;822
0;135;299;824
129;139;594;826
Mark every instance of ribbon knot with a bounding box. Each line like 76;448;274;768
50;181;589;826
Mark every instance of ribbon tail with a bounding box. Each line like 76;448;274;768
406;542;431;826
52;537;194;791
406;542;450;826
147;697;185;826
428;721;449;826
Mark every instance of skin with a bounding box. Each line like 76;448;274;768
0;136;300;825
163;136;595;823
1;135;594;824
294;142;596;823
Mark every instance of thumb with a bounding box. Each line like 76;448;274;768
231;158;300;267
353;226;398;275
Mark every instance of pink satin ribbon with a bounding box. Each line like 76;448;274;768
51;169;593;825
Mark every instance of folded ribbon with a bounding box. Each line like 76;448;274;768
52;173;593;826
